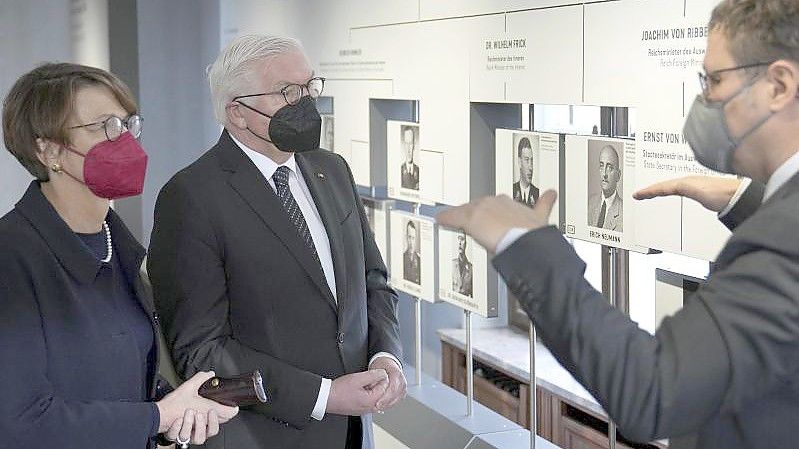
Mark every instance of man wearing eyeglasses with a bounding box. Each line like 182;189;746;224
147;35;405;449
437;1;799;448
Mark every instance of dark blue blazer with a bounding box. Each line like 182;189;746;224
0;182;172;449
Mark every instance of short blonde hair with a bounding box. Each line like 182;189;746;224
207;34;303;125
2;62;137;181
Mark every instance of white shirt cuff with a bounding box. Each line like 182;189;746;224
369;352;402;370
496;228;532;255
718;178;752;218
311;377;332;421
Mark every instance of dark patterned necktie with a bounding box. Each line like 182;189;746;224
597;200;607;228
273;166;320;262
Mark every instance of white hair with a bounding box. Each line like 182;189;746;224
208;34;304;125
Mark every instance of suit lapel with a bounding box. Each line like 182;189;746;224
296;154;349;312
217;135;338;313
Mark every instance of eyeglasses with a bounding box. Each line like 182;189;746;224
233;77;325;106
698;62;773;96
68;114;143;141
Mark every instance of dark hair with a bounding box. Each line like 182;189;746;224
406;220;417;232
709;0;799;66
2;62;137;181
517;137;533;158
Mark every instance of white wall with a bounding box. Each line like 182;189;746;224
0;0;73;215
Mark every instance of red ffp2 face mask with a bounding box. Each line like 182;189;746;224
61;131;148;199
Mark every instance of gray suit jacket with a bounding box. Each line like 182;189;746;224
494;177;799;448
588;192;623;231
147;131;402;449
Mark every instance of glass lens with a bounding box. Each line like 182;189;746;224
105;116;124;141
127;115;143;138
308;78;324;98
284;84;302;105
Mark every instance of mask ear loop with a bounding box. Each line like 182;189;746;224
235;100;276;144
56;145;89;187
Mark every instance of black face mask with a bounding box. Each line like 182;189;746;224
237;96;322;153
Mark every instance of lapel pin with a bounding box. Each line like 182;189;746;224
316;172;325;180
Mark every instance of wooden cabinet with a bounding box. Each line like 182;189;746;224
441;341;665;449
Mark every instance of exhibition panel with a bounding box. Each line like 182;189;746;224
438;227;497;318
495;130;562;228
389;210;438;302
563;135;648;253
362;196;393;264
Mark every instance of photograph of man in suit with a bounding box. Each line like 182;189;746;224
402;220;421;285
147;35;405;449
400;125;419;190
587;144;623;231
451;233;473;297
512;136;540;207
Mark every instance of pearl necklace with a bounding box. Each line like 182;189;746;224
101;221;113;263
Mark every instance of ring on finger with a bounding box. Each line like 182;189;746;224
176;433;191;448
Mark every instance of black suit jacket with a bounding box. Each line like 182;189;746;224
401;162;419;190
512;181;539;207
494;175;799;448
0;182;172;449
147;131;402;449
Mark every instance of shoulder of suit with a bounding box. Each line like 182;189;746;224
725;191;799;254
303;149;349;169
0;212;41;278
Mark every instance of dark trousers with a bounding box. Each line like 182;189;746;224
345;416;362;449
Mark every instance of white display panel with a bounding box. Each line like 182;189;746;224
349;140;371;187
654;269;703;328
320;114;334;151
389;211;437;302
564;135;648;252
495;129;560;227
361;197;392;265
437;228;495;318
387;120;437;204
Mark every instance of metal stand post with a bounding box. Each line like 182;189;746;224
465;310;474;416
607;247;620;449
529;321;537;448
414;296;422;385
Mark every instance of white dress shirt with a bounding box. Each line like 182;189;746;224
232;135;400;420
763;150;799;202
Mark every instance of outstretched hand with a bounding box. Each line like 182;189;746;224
634;176;741;213
436;191;558;253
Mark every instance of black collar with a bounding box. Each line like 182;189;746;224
15;182;146;285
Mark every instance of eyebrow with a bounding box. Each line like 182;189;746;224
271;71;317;89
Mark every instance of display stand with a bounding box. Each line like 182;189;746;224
465;310;474;416
606;245;627;449
413;202;423;386
529;321;537;449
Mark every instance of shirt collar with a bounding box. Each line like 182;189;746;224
14;181;145;285
602;190;618;205
764;150;799;202
230;133;297;180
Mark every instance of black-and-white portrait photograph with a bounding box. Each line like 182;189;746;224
587;140;623;232
512;133;540;208
402;219;421;285
451;232;473;297
320;115;334;151
400;124;420;190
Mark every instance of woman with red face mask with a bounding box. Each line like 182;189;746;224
0;63;238;449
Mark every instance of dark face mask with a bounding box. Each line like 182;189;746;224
237;96;322;153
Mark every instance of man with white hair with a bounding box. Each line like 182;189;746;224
147;35;405;449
